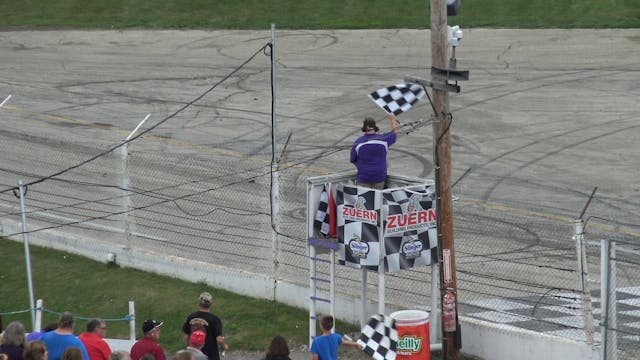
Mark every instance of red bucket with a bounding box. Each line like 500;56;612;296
390;310;430;360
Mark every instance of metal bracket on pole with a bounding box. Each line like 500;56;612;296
431;66;470;82
404;76;461;93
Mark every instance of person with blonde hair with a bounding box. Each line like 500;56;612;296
23;341;48;360
0;321;26;360
61;348;83;360
107;351;130;360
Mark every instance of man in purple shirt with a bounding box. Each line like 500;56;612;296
350;115;398;189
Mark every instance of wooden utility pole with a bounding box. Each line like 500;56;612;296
406;1;466;358
431;0;459;359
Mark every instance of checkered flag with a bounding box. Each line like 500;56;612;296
368;83;426;116
358;314;398;360
314;185;330;236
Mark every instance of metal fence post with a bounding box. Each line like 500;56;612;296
121;114;149;250
574;219;595;344
601;239;617;360
18;180;36;330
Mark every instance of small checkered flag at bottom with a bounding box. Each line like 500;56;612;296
368;83;426;116
358;314;398;360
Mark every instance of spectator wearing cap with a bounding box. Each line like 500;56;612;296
40;312;90;360
130;320;165;360
78;319;112;360
350;114;398;189
183;331;207;360
181;292;227;360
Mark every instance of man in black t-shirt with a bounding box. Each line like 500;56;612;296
182;292;228;360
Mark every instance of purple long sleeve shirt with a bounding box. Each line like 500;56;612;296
350;131;396;183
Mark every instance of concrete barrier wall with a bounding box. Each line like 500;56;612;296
105;339;136;352
461;317;599;360
2;219;601;360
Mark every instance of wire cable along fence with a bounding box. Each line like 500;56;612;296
0;30;638;360
0;299;137;342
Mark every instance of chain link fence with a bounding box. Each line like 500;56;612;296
1;32;639;359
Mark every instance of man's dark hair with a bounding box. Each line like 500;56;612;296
266;335;290;358
362;117;379;132
58;312;75;329
140;354;155;360
86;318;105;333
320;315;334;331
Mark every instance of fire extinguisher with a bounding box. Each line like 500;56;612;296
443;288;457;332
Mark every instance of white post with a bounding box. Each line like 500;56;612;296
378;262;385;315
377;190;385;315
600;240;618;360
270;24;281;299
574;219;595;344
18;180;36;330
608;241;618;360
307;182;316;347
34;299;43;332
330;249;336;321
129;300;136;341
121;114;149;249
430;262;440;346
361;268;367;328
309;244;317;346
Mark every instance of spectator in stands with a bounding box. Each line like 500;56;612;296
182;331;206;360
61;348;83;360
23;341;47;360
27;323;58;342
40;312;89;360
1;321;26;360
182;292;228;360
130;320;165;360
78;319;111;360
107;352;130;360
261;335;291;360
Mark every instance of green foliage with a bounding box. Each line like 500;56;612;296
0;239;358;352
0;0;637;29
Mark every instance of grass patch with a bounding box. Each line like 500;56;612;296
0;238;358;353
0;0;637;29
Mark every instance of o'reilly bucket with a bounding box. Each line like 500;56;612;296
390;310;430;360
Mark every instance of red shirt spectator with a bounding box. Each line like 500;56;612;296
130;320;166;360
78;319;111;360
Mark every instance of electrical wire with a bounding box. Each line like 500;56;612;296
0;43;271;195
